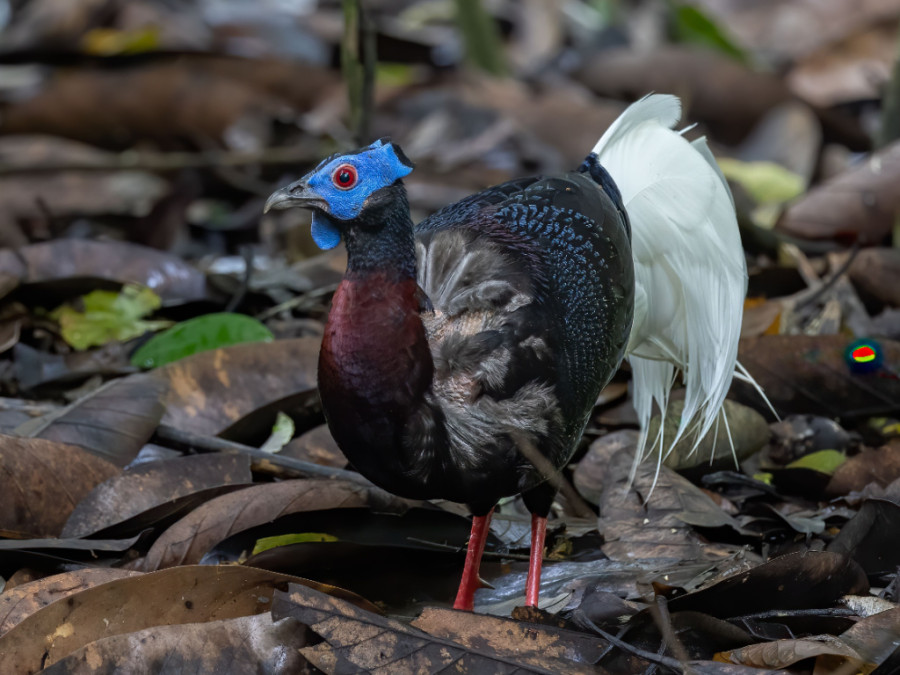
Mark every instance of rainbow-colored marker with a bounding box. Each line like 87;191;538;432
846;338;883;374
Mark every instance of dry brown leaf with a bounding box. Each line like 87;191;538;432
0;238;211;304
154;338;319;435
741;298;783;338
0;564;359;672
668;551;869;618
827;500;900;578
273;584;601;674
16;373;167;467
573;46;791;144
827;443;900;496
586;432;742;562
0;172;167;249
0;435;119;537
777;142;900;243
411;607;607;672
139;479;412;571
281;423;348;468
787;21;899;106
0;56;336;149
61;453;253;538
734;335;900;419
848;247;900;307
40;613;308;675
14;342;133;391
723;635;862;669
0;398;59;435
0;568;139;637
480;77;624;168
693;0;900;63
839;606;900;666
647;399;769;471
573;429;638;506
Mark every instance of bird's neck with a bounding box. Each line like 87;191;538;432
343;189;417;281
319;189;435;491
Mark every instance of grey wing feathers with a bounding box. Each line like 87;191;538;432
412;228;560;472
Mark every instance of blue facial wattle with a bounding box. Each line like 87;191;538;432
305;142;413;230
311;212;342;250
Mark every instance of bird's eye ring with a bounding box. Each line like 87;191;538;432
332;164;358;190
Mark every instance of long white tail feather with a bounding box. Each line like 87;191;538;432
593;94;753;476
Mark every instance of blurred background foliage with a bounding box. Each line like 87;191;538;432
0;0;899;406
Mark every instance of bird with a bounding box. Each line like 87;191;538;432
265;94;756;611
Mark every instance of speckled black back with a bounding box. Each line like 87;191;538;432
417;169;634;453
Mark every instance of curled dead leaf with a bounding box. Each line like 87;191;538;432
39;613;308;675
777;141;900;243
15;373;167;467
0;436;118;537
154;337;319;435
139;479;412;571
61;453;253;538
0;564;365;673
0;238;211;304
0;568;139;638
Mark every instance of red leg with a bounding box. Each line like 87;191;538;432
453;509;494;611
525;513;547;607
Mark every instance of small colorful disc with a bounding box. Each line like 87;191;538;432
845;338;883;374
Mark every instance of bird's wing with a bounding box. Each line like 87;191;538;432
411;222;563;479
411;172;633;480
415;176;544;232
591;94;758;474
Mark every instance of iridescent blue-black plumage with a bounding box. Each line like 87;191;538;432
265;140;633;608
266;141;633;514
268;94;755;610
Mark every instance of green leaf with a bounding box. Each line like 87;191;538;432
376;63;418;87
50;284;171;350
671;3;747;63
259;411;295;454
252;532;339;556
717;159;806;206
787;449;847;475
130;312;274;369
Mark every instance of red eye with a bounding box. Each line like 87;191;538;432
332;164;357;189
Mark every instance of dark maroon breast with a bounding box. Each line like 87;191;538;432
317;273;435;492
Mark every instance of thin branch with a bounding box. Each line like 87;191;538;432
254;282;340;321
651;596;691;665
574;611;685;673
223;245;254;313
342;0;376;145
153;423;375;487
509;430;597;519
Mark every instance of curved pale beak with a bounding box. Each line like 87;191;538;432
264;180;329;214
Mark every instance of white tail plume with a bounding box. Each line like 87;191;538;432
592;94;755;478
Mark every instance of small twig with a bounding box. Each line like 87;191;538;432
784;242;860;309
731;607;857;622
574;612;684;673
650;596;690;665
0;145;321;176
405;536;531;561
509;430;596;519
254;283;340;321
153;423;374;487
224;245;254;313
